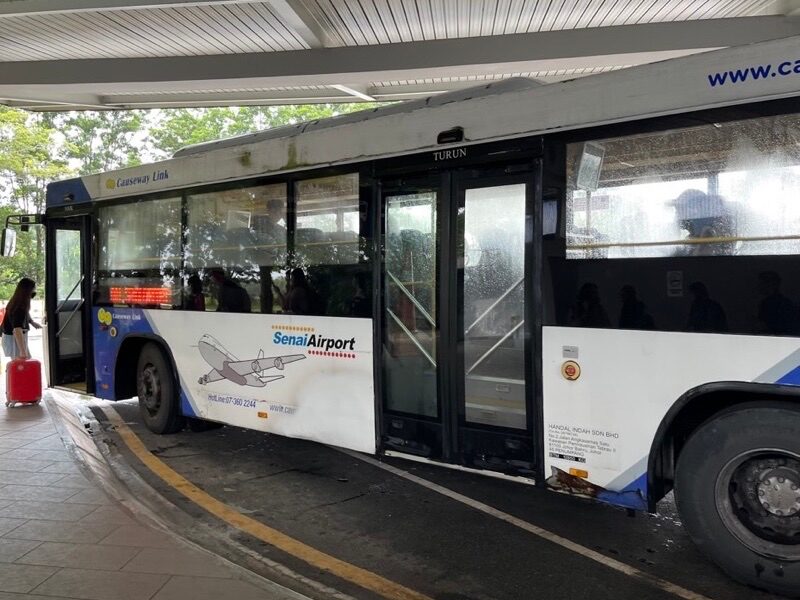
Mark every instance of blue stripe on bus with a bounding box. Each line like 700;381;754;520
180;390;197;418
776;365;800;386
597;473;648;511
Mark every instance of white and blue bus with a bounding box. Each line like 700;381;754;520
15;34;800;595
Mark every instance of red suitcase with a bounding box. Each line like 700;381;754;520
6;358;42;407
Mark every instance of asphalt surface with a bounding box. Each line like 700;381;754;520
92;399;784;600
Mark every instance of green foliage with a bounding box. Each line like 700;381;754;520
149;103;376;158
52;111;147;175
0;100;387;299
0;107;71;293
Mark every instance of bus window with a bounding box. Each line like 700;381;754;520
96;196;182;307
295;173;361;266
185;183;287;314
565;113;800;259
554;112;800;336
295;173;370;317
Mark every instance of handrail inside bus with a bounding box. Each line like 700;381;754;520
465;276;524;336
386;308;436;368
568;232;800;251
386;270;435;328
467;319;524;376
56;298;85;339
55;275;84;314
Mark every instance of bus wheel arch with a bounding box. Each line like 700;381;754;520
648;382;800;511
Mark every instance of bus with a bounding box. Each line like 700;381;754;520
13;34;800;596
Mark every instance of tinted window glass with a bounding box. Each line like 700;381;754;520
186;183;287;313
551;112;800;337
97;197;182;306
289;173;370;318
566;113;800;259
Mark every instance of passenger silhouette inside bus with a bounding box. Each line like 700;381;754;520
254;197;287;244
672;189;735;256
756;270;797;335
184;274;206;311
569;283;610;328
686;282;727;333
210;269;251;313
350;271;371;318
618;285;655;330
274;268;321;316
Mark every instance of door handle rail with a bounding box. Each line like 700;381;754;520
57;298;84;339
467;319;524;376
55;274;84;314
386;269;435;328
386;307;437;368
465;276;524;336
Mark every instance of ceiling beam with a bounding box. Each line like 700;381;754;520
330;85;376;102
266;0;332;49
0;0;259;17
0;93;107;109
99;87;351;106
0;16;796;90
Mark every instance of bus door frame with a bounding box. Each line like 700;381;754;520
447;165;540;474
376;141;545;478
45;208;95;393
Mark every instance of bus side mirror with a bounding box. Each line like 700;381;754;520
1;228;17;257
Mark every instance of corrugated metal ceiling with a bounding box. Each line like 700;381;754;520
0;0;794;110
304;0;773;45
0;0;775;61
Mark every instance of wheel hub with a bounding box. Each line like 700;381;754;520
758;467;800;517
141;365;161;413
718;451;800;557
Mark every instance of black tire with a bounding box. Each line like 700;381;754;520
186;417;224;433
136;343;184;434
676;404;800;597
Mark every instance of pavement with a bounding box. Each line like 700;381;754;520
0;332;789;600
0;333;304;600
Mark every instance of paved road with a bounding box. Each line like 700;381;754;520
94;399;785;600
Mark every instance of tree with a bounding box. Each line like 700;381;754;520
49;110;148;175
149;103;376;158
0;107;70;291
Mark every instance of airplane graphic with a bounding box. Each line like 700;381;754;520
197;334;306;387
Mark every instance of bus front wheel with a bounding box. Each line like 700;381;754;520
676;405;800;597
136;343;184;434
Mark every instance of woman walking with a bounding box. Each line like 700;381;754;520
2;278;37;360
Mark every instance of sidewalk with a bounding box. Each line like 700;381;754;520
0;345;303;599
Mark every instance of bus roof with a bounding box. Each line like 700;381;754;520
47;34;800;207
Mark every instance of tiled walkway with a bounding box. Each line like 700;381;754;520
0;373;303;599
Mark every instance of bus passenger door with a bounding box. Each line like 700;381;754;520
46;216;92;392
380;168;537;476
454;174;536;474
381;177;443;458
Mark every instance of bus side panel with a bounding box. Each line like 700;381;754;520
541;326;800;509
93;307;376;454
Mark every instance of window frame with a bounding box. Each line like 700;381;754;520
92;163;375;316
550;96;800;260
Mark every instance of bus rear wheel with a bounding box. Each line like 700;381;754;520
676;405;800;597
136;343;184;434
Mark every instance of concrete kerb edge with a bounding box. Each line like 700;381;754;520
45;391;335;600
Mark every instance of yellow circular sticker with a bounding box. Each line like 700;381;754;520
109;326;117;338
561;360;581;381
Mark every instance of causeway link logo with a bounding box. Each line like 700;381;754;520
98;309;112;326
105;179;116;190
